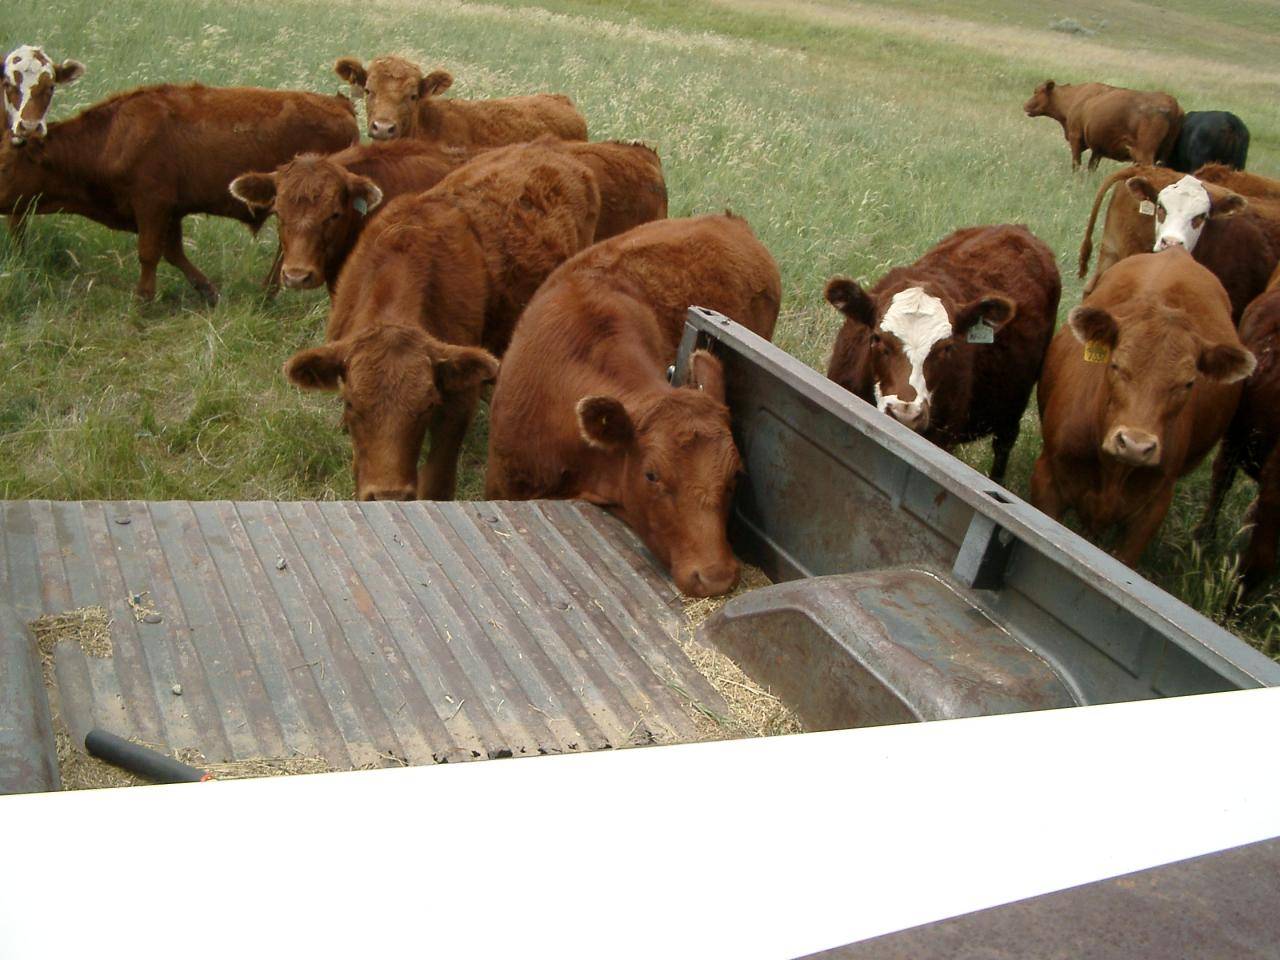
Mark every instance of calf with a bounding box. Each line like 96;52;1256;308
824;225;1059;482
284;141;601;502
334;55;586;145
1196;286;1280;595
1078;168;1280;322
1023;79;1182;170
0;83;357;304
229;137;666;293
485;213;781;598
2;44;83;145
1167;111;1250;174
1031;249;1254;566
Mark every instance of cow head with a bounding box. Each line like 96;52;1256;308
334;56;452;140
1023;79;1056;118
1126;175;1247;253
825;278;1013;432
230;156;383;290
285;325;498;500
576;351;742;598
1068;303;1255;468
2;45;83;146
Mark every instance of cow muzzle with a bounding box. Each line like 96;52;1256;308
675;556;741;599
1104;427;1162;467
368;119;399;140
1156;235;1186;251
281;267;322;290
884;399;930;432
358;484;416;502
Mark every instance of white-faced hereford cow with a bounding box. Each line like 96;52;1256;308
2;44;83;145
0;83;358;303
824;225;1059;482
334;55;586;145
1032;249;1254;566
485;213;781;598
284;141;601;502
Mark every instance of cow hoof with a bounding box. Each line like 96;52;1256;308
197;284;220;308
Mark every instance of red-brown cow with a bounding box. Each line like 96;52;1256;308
229;137;666;294
0;84;357;304
1023;80;1182;170
334;55;586;145
1031;249;1255;566
485;213;781;598
1077;167;1280;323
2;44;83;145
824;225;1059;482
230;139;467;293
1197;286;1280;595
284;141;601;502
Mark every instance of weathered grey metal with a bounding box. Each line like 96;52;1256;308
678;307;1280;703
0;499;724;778
703;569;1076;729
803;836;1280;959
0;604;59;794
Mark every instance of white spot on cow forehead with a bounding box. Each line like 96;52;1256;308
1158;176;1210;216
877;287;951;412
4;45;53;83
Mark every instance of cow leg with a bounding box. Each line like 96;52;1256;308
1087;151;1103;172
1241;446;1280;596
133;204;170;302
1194;443;1240;542
1113;485;1174;567
1069;139;1084;171
262;241;283;300
990;425;1019;484
418;388;480;501
1029;455;1065;521
163;218;219;307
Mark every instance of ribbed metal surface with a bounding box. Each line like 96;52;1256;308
0;500;727;769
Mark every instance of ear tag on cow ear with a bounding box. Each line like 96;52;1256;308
1138;200;1155;216
353;197;369;216
966;321;995;345
1084;341;1110;363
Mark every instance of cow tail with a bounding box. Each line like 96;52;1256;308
1078;165;1141;279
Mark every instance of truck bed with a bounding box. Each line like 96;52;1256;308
1;498;731;791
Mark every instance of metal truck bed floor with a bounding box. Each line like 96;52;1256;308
1;499;728;779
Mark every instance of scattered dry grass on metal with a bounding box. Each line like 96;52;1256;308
30;606;113;663
677;565;803;740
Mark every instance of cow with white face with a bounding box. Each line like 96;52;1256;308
2;45;84;146
1127;174;1248;253
825;225;1060;482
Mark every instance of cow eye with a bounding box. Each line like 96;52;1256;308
328;210;342;222
1192;215;1205;228
1185;379;1195;390
1156;206;1166;222
644;470;659;484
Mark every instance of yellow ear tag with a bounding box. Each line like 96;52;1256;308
1084;341;1109;363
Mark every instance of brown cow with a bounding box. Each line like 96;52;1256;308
1077;167;1280;323
824;225;1059;482
1031;249;1254;566
229;137;666;293
485;213;781;598
2;44;83;145
0;84;357;304
284;141;601;502
334;55;587;145
1023;80;1182;170
1196;286;1280;595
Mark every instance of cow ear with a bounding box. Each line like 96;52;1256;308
1209;191;1247;220
421;70;453;98
434;344;499;394
576;396;635;451
1043;79;1055;92
334;57;367;92
284;342;347;391
1067;306;1118;347
824;277;876;328
688;350;726;403
1198;341;1256;384
53;60;85;85
1125;177;1158;204
346;174;383;215
229;172;278;210
953;295;1015;338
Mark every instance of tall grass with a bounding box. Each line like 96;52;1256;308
2;0;1277;654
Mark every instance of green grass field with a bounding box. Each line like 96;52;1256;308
3;0;1279;655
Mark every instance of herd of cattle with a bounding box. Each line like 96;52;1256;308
2;45;1278;603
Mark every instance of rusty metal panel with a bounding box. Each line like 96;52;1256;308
0;604;59;794
677;308;1280;701
0;499;722;782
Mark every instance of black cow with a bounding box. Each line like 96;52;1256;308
1167;111;1250;173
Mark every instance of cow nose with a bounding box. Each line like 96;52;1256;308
368;120;398;139
1158;236;1184;251
681;559;740;599
1111;429;1161;466
17;119;40;134
886;400;928;430
359;485;416;502
281;268;320;289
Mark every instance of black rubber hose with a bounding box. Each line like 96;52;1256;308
84;729;210;784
